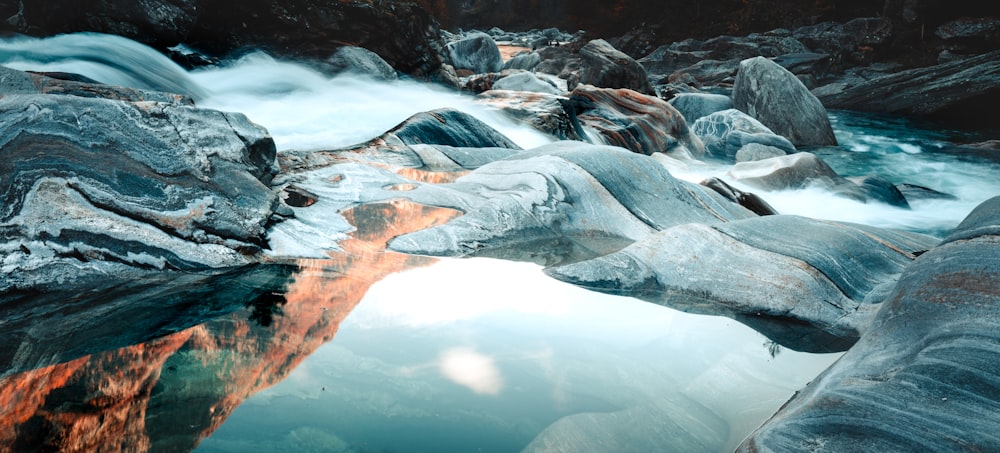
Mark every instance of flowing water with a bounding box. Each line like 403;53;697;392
0;33;997;452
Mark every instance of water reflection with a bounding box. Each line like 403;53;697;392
0;199;461;451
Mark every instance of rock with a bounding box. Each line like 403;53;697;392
740;196;1000;451
387;142;755;265
935;17;1000;56
733;56;837;147
815;49;1000;121
546;214;937;352
701;177;779;216
895;183;958;201
492;71;563;94
667;92;734;123
668;59;742;87
447;32;503;74
638;46;709;80
569;85;706;158
0;90;279;292
308;108;523;171
0;65;193;105
578;39;654;95
477;90;585;141
771;52;832;79
325;46;397;80
502;51;542;71
792;18;894;68
727;152;851;192
691;109;795;161
735;143;788;162
850;175;910;208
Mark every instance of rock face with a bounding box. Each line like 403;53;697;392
1;0;448;78
447;32;503;74
814;49;1000;124
387;142;755;264
0;67;279;292
578;39;654;95
733;56;837;147
546;215;937;352
740;196;1000;451
691;109;795;161
569;85;705;158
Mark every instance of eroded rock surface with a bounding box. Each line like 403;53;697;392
740;196;1000;451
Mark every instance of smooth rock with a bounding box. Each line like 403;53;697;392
668;92;734;123
578;39;654;95
0;92;279;292
492;71;562;95
502;51;542;71
740;196;1000;451
325;46;397;80
546;215;937;352
735;143;788;162
388;142;755;265
447;32;503;74
477;90;584;141
569;85;706;158
733;56;837;147
691;109;795;161
728;152;851;192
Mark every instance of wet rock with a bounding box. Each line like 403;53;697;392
815;49;1000;119
733;56;837;147
0;90;279;292
569;85;706;158
1;64;193;104
740;196;1000;451
447;32;503;74
735;143;788;162
578;39;654;95
388;142;755;264
546;215;937;352
492;71;563;95
325;46;397;81
691;109;795;161
701;177;778;216
850;175;910;208
477;90;584;141
502;51;542;71
896;183;958;201
728;152;851;192
667;92;733;123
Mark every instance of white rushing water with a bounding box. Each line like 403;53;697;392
1;32;996;237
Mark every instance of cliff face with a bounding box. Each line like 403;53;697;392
0;200;461;452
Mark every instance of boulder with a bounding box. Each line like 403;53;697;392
701;177;778;216
578;39;654;95
325;46;397;80
667;92;734;123
691;109;795;161
638;46;709;80
668;59;741;87
733;56;837;147
502;51;542;71
492;71;562;95
0;87;279;292
388;142;755;265
569;85;706;158
477;90;585;141
735;143;788;162
447;32;503;74
0;64;193;104
727;152;851;192
740;196;1000;451
546;215;937;352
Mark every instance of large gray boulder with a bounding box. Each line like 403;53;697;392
387;142;755;264
546;215;937;352
492;71;562;95
691;109;795;161
447;32;503;74
733;56;837;147
0;86;279;292
579;39;654;95
740;196;1000;451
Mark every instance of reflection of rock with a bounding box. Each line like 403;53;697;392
0;198;461;451
741;196;1000;451
546;215;937;352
